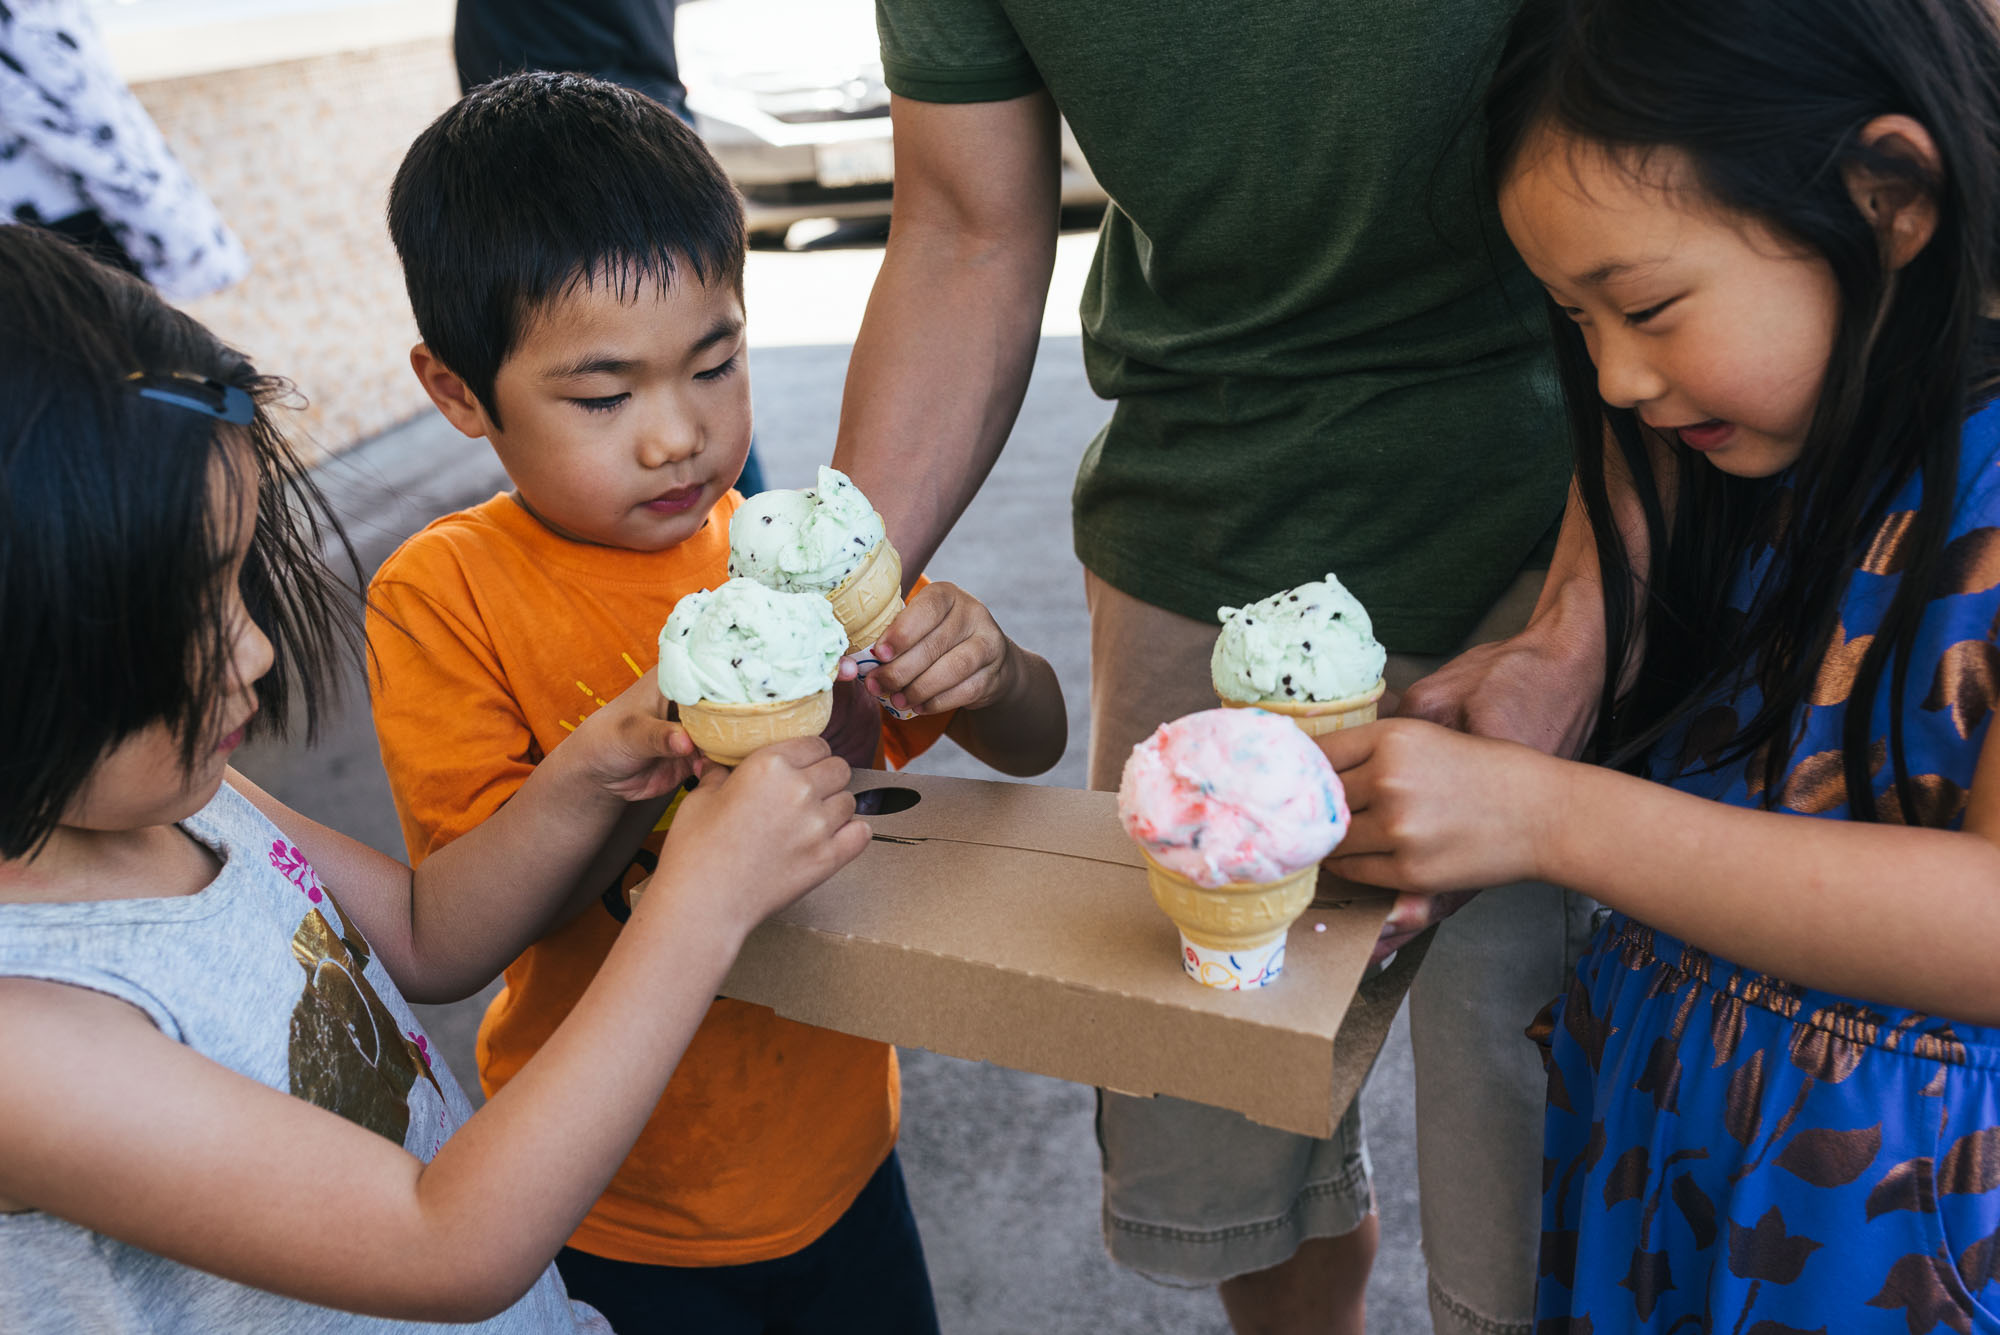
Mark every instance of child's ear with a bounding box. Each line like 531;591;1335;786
1843;114;1942;273
409;343;495;441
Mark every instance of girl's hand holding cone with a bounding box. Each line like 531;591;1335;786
652;736;870;935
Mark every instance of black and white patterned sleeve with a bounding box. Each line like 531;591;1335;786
0;0;247;298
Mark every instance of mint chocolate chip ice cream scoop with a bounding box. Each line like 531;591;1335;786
658;578;846;706
728;465;887;595
1211;573;1386;705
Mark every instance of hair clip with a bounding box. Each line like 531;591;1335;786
123;371;255;425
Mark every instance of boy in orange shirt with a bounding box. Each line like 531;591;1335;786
367;73;1067;1334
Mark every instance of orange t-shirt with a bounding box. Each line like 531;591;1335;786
365;491;950;1266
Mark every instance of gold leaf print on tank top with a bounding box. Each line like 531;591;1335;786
289;889;444;1144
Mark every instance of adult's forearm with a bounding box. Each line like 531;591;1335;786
833;219;1056;580
1512;489;1610;688
1505;433;1652;699
1533;485;1604;620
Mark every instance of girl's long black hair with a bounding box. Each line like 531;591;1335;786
0;226;361;858
1486;0;2000;821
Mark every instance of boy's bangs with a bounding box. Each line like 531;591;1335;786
518;251;713;346
388;72;746;421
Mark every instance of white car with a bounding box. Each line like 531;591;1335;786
676;0;1105;245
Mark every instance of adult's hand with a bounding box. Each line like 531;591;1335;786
1398;580;1603;757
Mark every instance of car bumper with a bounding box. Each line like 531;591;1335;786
695;112;1105;237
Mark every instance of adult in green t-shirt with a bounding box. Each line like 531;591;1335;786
833;3;1606;1332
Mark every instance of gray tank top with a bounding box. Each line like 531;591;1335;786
0;781;610;1334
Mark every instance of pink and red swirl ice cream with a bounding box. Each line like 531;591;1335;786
1117;707;1350;889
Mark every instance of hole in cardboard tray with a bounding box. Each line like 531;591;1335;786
854;786;922;816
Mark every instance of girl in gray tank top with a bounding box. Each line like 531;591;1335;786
0;221;867;1331
0;781;604;1334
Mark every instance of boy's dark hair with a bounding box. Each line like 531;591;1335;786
1485;0;2000;824
0;226;360;858
387;71;746;423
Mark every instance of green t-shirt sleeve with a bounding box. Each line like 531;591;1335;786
875;0;1044;103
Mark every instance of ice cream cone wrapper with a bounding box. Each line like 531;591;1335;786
1178;931;1288;992
1220;679;1385;738
678;690;833;767
1141;852;1316;990
829;536;904;653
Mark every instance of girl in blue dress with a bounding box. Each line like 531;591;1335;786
1321;0;2000;1327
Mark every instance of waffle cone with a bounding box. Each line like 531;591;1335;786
828;536;904;652
1140;851;1317;953
1220;679;1385;738
678;690;833;767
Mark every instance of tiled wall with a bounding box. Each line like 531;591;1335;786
131;39;461;461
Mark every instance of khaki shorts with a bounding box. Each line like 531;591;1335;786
1088;569;1595;1333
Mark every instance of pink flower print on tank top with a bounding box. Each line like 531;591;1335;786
269;839;325;903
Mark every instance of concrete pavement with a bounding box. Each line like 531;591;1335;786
234;226;1432;1334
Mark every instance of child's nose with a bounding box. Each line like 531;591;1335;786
1593;334;1667;411
637;411;700;468
238;618;276;689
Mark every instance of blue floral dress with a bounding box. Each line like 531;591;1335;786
1537;403;2000;1333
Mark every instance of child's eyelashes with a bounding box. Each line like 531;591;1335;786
1622;297;1679;326
1554;296;1680;327
565;357;737;410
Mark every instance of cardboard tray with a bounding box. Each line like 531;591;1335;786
720;769;1426;1138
